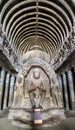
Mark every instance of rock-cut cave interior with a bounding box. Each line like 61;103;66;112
0;0;75;130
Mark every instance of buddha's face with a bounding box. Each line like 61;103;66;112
33;68;40;79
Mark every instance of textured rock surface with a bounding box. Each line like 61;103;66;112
8;56;63;128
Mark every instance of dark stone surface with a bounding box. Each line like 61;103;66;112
0;50;17;73
0;116;75;130
0;111;75;130
56;50;75;74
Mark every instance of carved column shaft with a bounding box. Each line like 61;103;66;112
67;70;75;110
57;74;64;106
0;69;7;110
62;73;69;110
57;75;63;91
6;74;12;107
0;67;2;78
12;76;16;104
9;76;16;106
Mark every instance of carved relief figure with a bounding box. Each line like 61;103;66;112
12;74;24;107
50;78;62;107
12;65;62;109
28;68;46;108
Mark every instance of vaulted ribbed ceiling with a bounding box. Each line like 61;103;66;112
0;0;75;60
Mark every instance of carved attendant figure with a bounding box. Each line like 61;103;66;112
13;75;24;107
50;78;60;107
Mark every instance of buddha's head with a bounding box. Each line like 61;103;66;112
33;68;40;79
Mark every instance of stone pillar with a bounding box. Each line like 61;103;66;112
0;67;2;78
6;74;11;107
0;67;2;109
62;73;69;110
67;70;75;110
9;76;16;106
11;76;16;104
57;74;63;91
57;74;64;106
0;69;7;110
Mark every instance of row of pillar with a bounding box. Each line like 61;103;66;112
58;69;75;110
0;67;16;110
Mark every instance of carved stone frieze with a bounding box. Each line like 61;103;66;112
53;26;75;70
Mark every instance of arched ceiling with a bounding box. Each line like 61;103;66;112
0;0;75;60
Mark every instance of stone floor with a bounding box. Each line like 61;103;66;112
0;110;75;130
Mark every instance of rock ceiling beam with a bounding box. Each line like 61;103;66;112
19;37;53;58
16;26;59;48
13;23;61;49
18;32;56;54
0;0;75;60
